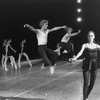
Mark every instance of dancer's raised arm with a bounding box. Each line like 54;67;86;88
21;39;26;45
68;30;81;37
24;24;38;33
48;25;67;33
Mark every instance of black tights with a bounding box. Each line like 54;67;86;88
83;70;97;100
38;45;58;66
60;42;74;60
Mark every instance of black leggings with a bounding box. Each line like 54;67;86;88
38;45;58;66
83;69;97;100
60;42;74;60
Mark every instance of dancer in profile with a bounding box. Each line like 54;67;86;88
60;27;81;61
1;39;17;71
1;39;7;70
18;39;32;68
70;31;100;100
24;19;66;75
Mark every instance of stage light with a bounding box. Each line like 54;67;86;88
77;0;82;3
77;17;82;22
77;8;82;12
76;0;82;23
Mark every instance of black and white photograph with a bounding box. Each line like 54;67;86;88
0;0;100;100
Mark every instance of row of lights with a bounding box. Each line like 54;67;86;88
76;0;82;22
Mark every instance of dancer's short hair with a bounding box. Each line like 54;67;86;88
67;27;73;32
65;27;73;32
39;19;49;28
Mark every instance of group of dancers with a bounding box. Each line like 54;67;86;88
24;19;81;75
24;19;100;100
2;19;100;100
1;38;32;71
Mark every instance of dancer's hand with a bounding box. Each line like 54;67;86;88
63;25;67;29
78;30;81;33
21;39;26;45
69;57;76;62
24;24;29;28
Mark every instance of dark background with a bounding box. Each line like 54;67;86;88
0;0;100;60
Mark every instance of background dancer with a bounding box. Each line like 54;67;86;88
60;27;81;61
18;39;32;68
70;31;100;100
1;39;17;71
24;19;66;75
1;39;7;70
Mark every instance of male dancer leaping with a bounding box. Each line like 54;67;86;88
24;19;66;75
60;27;81;61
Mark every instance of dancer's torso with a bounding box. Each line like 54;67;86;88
36;29;49;46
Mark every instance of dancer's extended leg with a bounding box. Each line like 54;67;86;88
18;53;21;68
23;53;32;67
10;56;17;70
1;55;5;67
4;56;9;71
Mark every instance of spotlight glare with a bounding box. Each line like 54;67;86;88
77;0;82;3
77;8;82;12
77;17;82;22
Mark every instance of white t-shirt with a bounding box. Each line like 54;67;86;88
36;29;49;46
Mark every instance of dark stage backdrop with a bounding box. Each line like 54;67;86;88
0;0;100;60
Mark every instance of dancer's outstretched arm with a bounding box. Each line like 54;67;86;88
24;24;38;33
68;30;81;37
48;25;67;33
21;39;26;45
71;43;86;61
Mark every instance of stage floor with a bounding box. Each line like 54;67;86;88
0;59;100;100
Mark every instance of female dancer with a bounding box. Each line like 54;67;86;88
1;39;17;71
24;19;66;75
70;31;100;100
18;39;32;68
1;39;7;69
